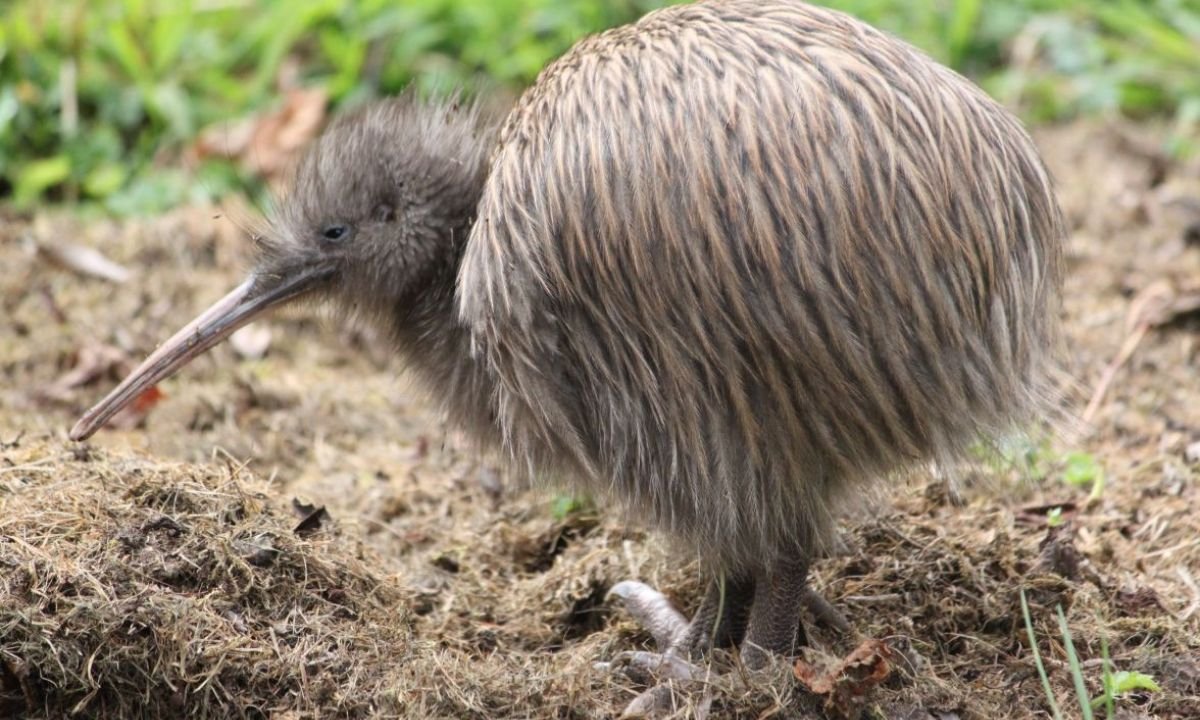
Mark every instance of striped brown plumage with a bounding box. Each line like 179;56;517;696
459;0;1064;577
72;0;1066;665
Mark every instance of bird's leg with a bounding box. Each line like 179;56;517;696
676;572;755;657
740;554;811;669
605;558;846;672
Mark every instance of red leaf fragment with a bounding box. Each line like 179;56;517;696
130;386;164;414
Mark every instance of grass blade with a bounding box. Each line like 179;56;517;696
1056;604;1094;720
1098;629;1114;719
1021;588;1063;720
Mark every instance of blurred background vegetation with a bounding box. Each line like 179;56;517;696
2;0;1199;215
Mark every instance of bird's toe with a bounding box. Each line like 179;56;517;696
607;580;691;651
618;683;713;719
595;650;706;684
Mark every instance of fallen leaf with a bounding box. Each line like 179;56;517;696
37;241;130;283
1036;523;1082;580
130;386;165;415
40;343;166;431
192;88;327;182
291;497;320;518
1114;586;1166;617
292;498;330;536
192;116;256;162
294;507;329;536
230;323;271;360
1016;501;1078;527
795;639;897;719
235;534;279;567
40;342;129;403
104;385;167;431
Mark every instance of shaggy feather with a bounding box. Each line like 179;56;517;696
259;0;1066;576
73;1;1067;664
457;0;1065;573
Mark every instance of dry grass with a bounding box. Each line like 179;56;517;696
0;443;411;718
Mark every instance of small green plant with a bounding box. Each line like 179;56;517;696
1062;451;1105;501
1020;588;1160;720
550;493;593;521
1094;669;1162;711
969;434;1055;480
1046;506;1065;527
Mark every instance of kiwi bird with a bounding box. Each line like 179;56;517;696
71;0;1064;678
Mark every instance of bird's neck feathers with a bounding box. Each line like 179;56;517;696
371;100;502;447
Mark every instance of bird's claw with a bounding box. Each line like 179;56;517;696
595;650;706;683
618;683;713;719
595;653;712;720
607;580;690;650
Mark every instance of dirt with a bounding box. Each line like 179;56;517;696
2;120;1200;719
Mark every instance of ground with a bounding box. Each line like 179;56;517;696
2;120;1199;719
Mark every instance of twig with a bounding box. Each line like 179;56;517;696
1081;281;1174;426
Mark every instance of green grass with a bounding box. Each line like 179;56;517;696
1021;588;1162;719
3;0;1199;214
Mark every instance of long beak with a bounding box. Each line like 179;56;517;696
69;266;333;441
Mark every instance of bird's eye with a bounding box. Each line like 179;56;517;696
321;224;350;242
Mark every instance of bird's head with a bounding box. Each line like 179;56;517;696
69;94;494;441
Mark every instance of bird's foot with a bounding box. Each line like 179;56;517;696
602;578;849;655
598;650;713;718
595;581;717;719
598;564;847;718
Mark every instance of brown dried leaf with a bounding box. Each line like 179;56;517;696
793;658;827;693
1115;586;1166;617
190;87;326;182
193;88;328;182
242;88;326;179
230;323;271;360
794;639;897;718
40;343;129;402
1016;501;1077;527
192;116;256;161
93;386;166;431
293;502;330;537
291;497;321;518
37;242;130;284
1036;523;1082;580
